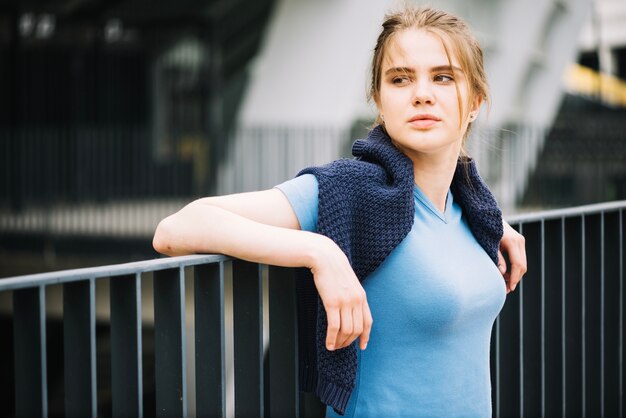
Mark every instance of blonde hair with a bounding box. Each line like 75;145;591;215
369;7;490;142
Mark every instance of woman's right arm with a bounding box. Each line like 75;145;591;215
152;188;372;351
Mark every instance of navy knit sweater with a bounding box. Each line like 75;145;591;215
294;125;503;415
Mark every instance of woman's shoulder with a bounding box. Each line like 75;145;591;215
274;174;319;232
298;157;386;181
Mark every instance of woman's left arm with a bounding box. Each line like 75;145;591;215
498;221;527;293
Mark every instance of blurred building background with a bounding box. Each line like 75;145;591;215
0;0;624;273
1;1;625;417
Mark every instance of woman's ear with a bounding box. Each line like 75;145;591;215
374;93;382;114
469;95;483;121
373;94;385;123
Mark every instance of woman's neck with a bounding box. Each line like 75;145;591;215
410;151;460;213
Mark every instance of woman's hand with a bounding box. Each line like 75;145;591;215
498;221;527;293
309;236;373;351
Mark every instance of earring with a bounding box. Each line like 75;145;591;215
380;115;385;124
469;112;476;121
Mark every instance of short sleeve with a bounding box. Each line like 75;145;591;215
274;174;319;232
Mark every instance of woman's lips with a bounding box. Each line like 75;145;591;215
408;116;440;129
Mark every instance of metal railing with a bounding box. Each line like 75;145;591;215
1;200;625;417
499;200;626;418
0;255;302;418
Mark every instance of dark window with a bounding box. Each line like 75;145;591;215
578;50;599;72
615;46;626;80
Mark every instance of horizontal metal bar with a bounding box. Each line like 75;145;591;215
0;254;230;291
507;200;626;224
4;201;626;290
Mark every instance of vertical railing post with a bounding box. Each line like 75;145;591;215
110;273;143;417
564;216;584;415
232;260;264;417
63;279;97;418
519;222;525;418
519;222;543;417
13;285;48;418
154;267;187;417
491;316;500;417
544;218;565;418
496;222;523;417
603;210;621;416
617;209;626;417
268;266;299;417
195;262;228;418
584;214;602;417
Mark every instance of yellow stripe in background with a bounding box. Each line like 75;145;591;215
564;63;626;108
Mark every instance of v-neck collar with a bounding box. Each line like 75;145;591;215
413;184;453;223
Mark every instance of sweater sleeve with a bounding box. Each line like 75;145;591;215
274;174;319;232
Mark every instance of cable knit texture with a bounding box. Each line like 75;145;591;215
294;125;503;415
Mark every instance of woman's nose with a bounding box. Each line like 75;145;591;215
412;79;435;105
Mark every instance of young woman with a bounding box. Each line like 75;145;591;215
153;6;527;417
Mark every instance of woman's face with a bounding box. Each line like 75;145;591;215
375;28;479;160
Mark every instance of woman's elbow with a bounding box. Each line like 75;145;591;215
153;217;178;256
153;199;220;256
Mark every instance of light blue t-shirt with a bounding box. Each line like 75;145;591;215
276;174;506;418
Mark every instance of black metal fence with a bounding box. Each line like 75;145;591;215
0;255;305;417
0;200;625;417
500;200;626;418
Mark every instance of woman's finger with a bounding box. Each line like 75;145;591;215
507;238;527;292
360;297;373;350
497;250;507;275
337;305;354;348
351;304;364;346
497;249;511;293
509;247;527;291
326;307;340;351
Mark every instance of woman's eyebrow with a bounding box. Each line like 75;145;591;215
384;65;465;75
431;65;464;74
384;66;415;76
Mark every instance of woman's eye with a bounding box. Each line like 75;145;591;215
392;76;410;85
434;74;454;83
